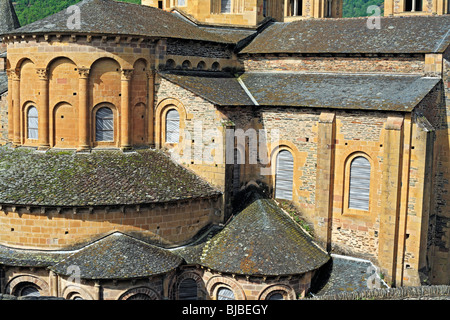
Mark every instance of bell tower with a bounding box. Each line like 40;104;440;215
384;0;450;16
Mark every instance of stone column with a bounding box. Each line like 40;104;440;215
147;70;155;147
36;68;50;150
315;111;336;251
6;69;14;142
378;116;404;286
11;68;20;146
49;270;59;297
77;68;90;151
120;69;133;150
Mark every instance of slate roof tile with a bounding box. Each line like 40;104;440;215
0;146;221;207
176;198;330;276
240;16;450;54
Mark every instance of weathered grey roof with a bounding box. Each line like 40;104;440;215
0;71;7;95
0;146;221;207
1;0;231;44
241;16;450;54
176;198;330;276
0;0;20;35
50;232;183;279
160;71;440;111
239;72;441;111
0;244;70;267
159;71;254;106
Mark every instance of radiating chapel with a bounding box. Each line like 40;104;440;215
0;0;448;300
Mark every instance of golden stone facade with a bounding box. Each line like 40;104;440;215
0;0;449;301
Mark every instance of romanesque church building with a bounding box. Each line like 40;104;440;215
0;0;448;300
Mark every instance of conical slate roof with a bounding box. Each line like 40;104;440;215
177;198;330;276
0;0;20;34
50;232;183;280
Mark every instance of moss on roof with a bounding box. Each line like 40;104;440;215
176;198;330;276
0;146;220;207
49;232;183;280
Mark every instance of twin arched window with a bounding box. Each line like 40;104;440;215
95;107;114;142
348;156;371;211
27;106;38;140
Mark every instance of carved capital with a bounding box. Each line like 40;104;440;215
36;67;48;80
78;67;90;79
7;68;20;81
121;68;134;81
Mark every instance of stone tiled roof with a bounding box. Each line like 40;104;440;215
239;72;441;111
159;71;254;106
0;0;20;34
50;232;183;279
240;16;450;54
160;71;440;111
0;146;221;207
0;244;70;267
1;0;231;44
176;198;330;276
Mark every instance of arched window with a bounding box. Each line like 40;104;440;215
197;61;206;70
275;150;294;200
179;278;198;300
165;59;176;69
18;284;40;297
95;107;114;142
127;293;152;300
27;106;38;140
267;292;284;300
217;287;235;300
348;156;371;211
165;109;180;143
221;0;231;12
211;62;221;71
182;60;192;70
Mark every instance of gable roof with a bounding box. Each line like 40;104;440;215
176;198;330;276
240;16;450;55
50;232;183;279
0;147;221;207
0;0;20;35
1;0;230;44
160;71;440;112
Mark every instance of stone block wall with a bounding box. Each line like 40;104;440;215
241;54;425;74
0;197;220;250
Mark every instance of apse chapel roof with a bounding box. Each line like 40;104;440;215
0;146;220;207
49;232;183;280
176;198;330;276
160;71;440;112
1;0;231;44
240;15;450;54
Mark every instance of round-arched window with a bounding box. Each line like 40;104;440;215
127;293;152;300
165;108;180;143
348;156;371;211
27;106;38;140
217;287;235;300
19;284;40;297
275;149;294;200
267;292;284;300
95;107;114;142
178;278;198;300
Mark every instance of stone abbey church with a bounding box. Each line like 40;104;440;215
0;0;448;300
